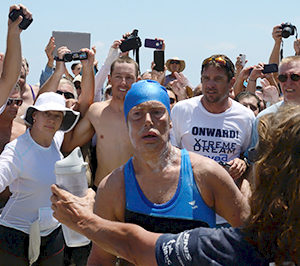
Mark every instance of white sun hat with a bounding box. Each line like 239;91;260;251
23;92;80;132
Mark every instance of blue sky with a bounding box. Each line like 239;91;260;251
0;0;300;87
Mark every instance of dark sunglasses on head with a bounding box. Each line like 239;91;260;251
7;98;23;106
56;90;75;99
278;73;300;83
170;60;180;65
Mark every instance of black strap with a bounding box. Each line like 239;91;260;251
54;56;64;62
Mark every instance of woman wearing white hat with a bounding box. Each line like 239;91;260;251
0;92;79;265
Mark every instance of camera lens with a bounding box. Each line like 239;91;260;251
63;53;73;62
282;27;292;38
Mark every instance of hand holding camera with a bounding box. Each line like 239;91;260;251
54;47;88;63
119;29;142;52
8;5;33;30
281;22;297;39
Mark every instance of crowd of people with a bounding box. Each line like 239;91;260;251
0;3;299;266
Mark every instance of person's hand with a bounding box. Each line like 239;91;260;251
55;46;70;75
169;78;188;100
260;78;279;104
227;158;247;180
91;46;98;68
151;62;166;84
272;24;282;43
51;184;96;231
235;55;248;76
155;38;165;51
248;63;264;82
45;36;56;68
294;38;300;56
111;40;122;49
80;48;95;68
174;72;189;87
8;4;32;33
238;66;252;81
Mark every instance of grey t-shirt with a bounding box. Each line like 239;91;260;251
155;227;269;265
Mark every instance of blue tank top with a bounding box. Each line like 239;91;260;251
124;149;216;233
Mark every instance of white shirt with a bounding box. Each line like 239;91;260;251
171;96;255;163
0;129;64;236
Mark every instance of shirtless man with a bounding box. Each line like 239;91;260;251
62;56;138;187
0;4;32;111
86;80;250;265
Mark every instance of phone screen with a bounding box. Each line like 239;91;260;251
153;50;164;71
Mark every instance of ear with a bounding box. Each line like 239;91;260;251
108;74;112;84
229;76;236;89
32;111;37;120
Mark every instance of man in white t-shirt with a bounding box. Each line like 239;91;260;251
171;54;254;179
170;54;255;226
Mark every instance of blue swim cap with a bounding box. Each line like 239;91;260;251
124;80;170;121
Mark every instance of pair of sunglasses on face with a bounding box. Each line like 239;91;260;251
7;98;23;106
170;60;180;65
278;73;300;82
56;90;75;99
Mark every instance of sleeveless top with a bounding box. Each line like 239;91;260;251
124;149;216;234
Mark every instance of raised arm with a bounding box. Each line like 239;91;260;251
77;48;95;115
39;36;56;87
51;184;159;266
269;25;282;65
246;63;265;93
37;46;70;97
0;4;32;106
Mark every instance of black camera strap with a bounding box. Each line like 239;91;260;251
133;48;140;73
54;56;65;62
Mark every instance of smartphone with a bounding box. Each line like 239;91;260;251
262;63;278;74
144;39;163;49
239;54;246;67
218;161;231;170
9;8;33;30
153;50;164;71
249;63;278;74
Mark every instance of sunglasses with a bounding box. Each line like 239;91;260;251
7;98;23;106
56;90;75;99
170;60;180;65
278;73;300;83
202;56;228;67
169;98;176;104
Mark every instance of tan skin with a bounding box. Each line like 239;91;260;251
279;60;300;105
15;63;39;124
0;89;26;206
87;101;250;265
0;4;32;107
0;89;26;152
201;65;247;179
30;110;63;147
238;96;260;116
62;62;137;186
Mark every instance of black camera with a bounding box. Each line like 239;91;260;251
119;29;142;52
61;51;88;62
281;23;297;38
8;7;33;30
